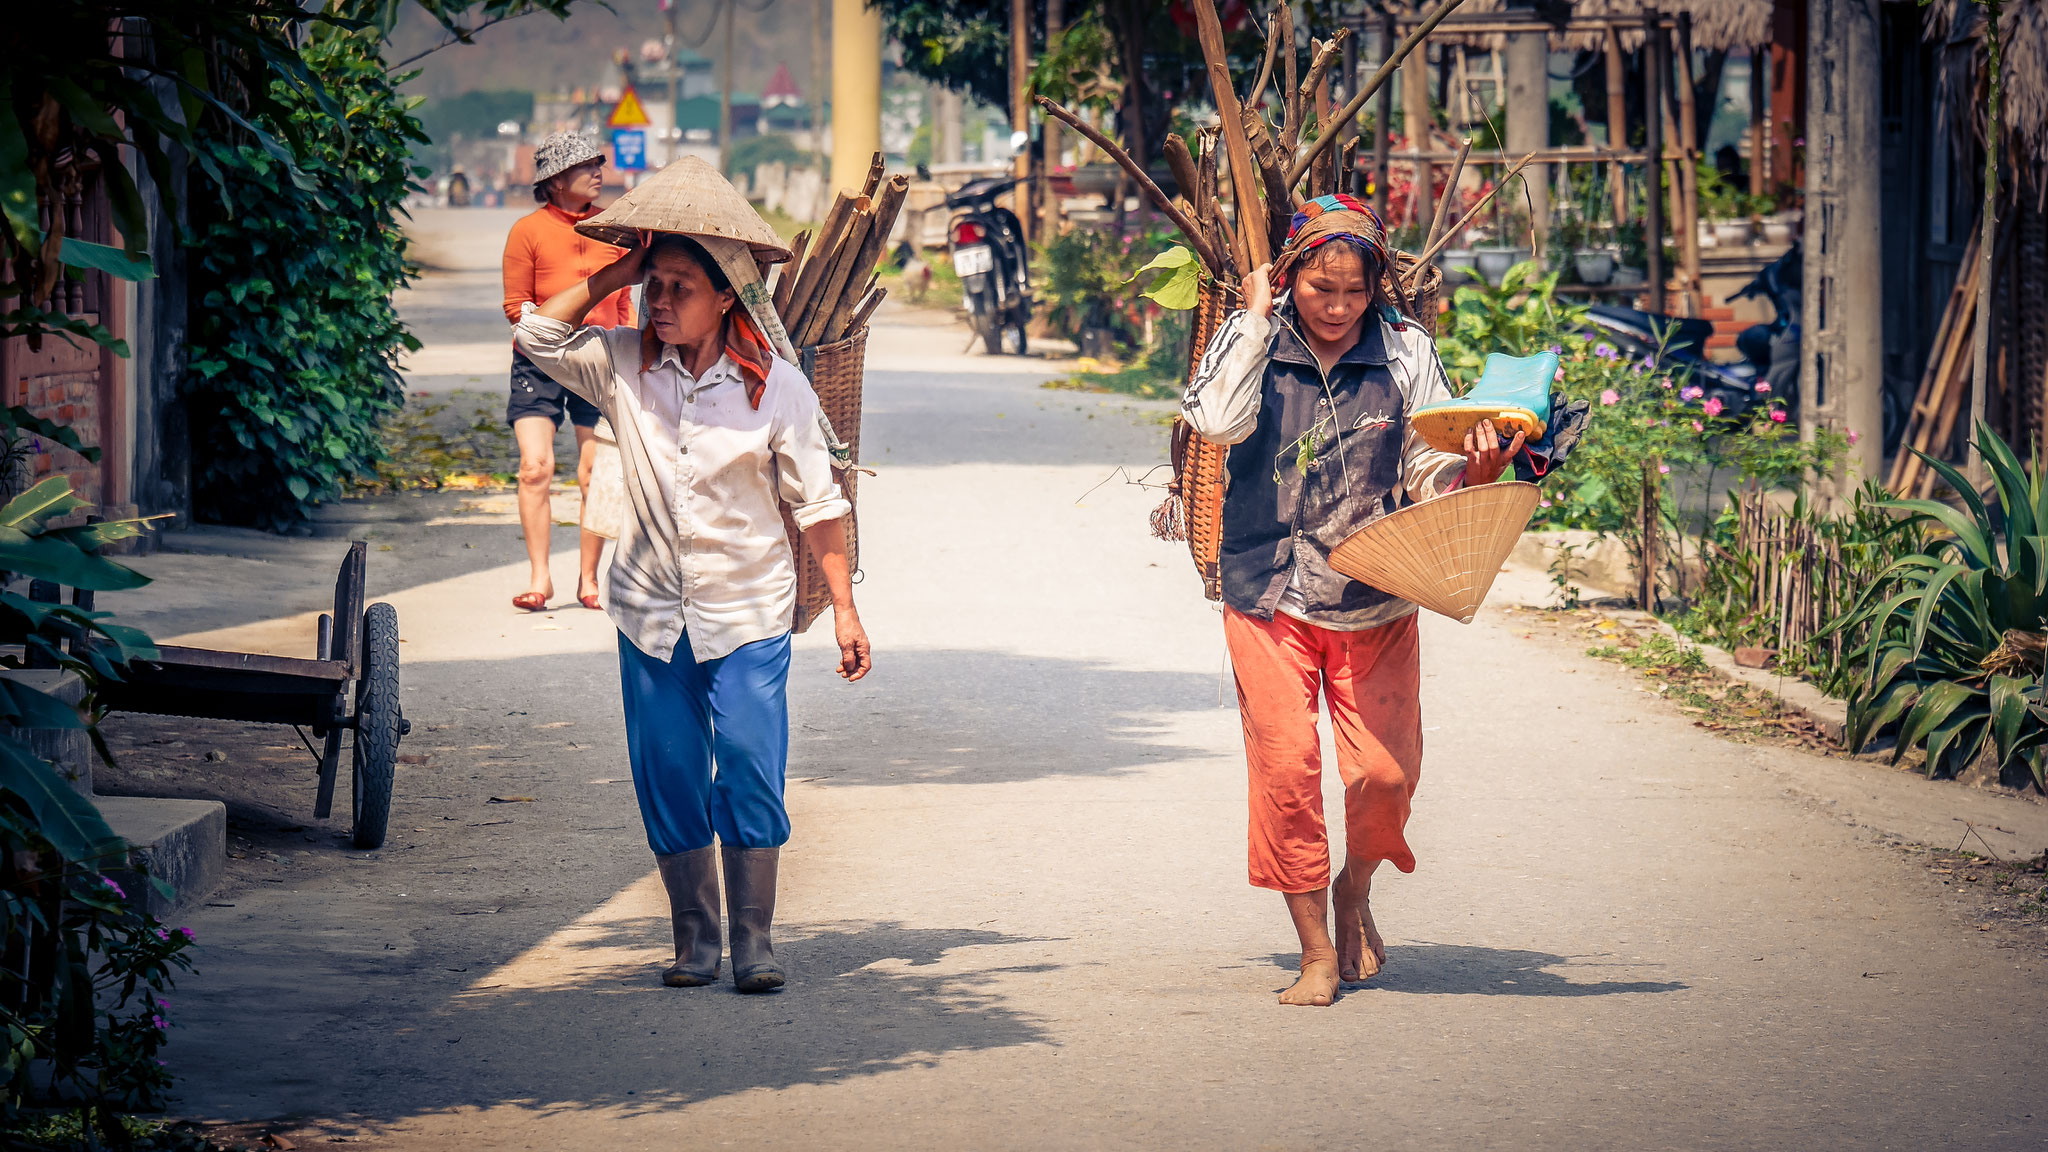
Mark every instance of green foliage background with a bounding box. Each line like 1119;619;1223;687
184;30;426;530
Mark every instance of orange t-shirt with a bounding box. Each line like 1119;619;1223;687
501;203;635;331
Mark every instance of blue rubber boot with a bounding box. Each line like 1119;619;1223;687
1411;351;1558;455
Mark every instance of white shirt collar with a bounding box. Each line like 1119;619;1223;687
652;346;741;396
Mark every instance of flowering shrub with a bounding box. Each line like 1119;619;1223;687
1436;261;1843;603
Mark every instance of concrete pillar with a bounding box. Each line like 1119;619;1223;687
1402;22;1435;230
830;0;883;195
1802;0;1883;491
1503;27;1549;241
937;88;964;164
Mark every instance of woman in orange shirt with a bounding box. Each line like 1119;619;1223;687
502;132;636;611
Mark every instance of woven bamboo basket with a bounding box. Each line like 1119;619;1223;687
783;326;866;634
1388;252;1442;337
1172;282;1236;601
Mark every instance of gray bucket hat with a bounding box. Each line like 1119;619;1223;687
533;131;604;185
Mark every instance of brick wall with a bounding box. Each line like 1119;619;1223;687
0;323;104;508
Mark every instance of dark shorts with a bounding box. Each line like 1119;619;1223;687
507;349;602;429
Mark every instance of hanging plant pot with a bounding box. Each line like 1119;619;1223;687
1573;249;1616;285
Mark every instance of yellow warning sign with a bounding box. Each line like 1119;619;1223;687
608;87;650;128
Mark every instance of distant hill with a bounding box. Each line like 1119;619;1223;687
391;0;823;110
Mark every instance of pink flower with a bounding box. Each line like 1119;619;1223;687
1846;429;1860;445
1554;368;1565;383
1691;420;1704;432
1770;409;1788;423
1754;382;1771;394
1703;398;1723;417
1660;379;1674;390
1599;389;1620;406
1658;464;1671;474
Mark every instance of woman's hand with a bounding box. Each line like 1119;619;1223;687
1461;419;1527;486
833;606;872;682
1241;262;1275;319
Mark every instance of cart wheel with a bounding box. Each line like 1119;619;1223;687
351;601;402;849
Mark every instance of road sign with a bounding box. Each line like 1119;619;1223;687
608;86;650;128
611;128;647;172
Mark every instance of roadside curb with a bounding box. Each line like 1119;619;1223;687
1608;609;1850;745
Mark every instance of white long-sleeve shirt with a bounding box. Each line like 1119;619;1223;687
515;313;850;663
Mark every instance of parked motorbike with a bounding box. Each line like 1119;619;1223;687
1726;241;1802;414
946;176;1034;355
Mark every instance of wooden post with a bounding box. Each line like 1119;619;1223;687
1402;3;1435;230
1675;12;1702;307
1644;10;1666;316
1342;25;1362;197
1376;10;1396;222
718;0;735;174
1011;0;1033;244
1603;30;1628;226
1748;44;1768;207
1638;462;1661;610
1042;0;1064;238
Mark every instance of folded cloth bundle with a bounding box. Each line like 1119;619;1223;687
1411;351;1557;455
1513;394;1591;483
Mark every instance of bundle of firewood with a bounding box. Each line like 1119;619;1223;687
1034;0;1526;300
771;153;907;349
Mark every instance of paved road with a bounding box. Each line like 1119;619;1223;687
104;230;2048;1150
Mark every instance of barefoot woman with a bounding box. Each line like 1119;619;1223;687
517;224;870;992
1182;196;1521;1006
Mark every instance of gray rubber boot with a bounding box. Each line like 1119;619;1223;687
722;845;785;993
655;847;722;987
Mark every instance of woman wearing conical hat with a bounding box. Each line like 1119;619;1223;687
514;163;870;994
1181;195;1523;1007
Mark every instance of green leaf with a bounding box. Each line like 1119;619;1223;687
1126;245;1202;311
1989;674;2032;770
59;238;155;282
0;678;84;730
0;478;88;532
0;528;150;591
0;738;124;863
1897;680;1979;765
2;407;101;462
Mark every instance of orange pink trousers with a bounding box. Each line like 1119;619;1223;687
1223;606;1424;893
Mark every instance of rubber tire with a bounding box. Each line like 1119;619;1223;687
351;601;402;849
1007;317;1029;357
979;313;1003;355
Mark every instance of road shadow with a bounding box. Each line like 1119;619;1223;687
196;920;1062;1124
788;648;1221;786
1259;943;1687;998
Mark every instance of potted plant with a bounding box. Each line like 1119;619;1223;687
1611;220;1648;285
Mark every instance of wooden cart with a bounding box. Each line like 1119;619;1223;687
97;541;409;848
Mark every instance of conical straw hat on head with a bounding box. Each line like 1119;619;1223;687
575;155;792;263
1328;481;1542;624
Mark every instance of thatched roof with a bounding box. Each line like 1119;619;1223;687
1430;0;1771;51
1923;0;2048;172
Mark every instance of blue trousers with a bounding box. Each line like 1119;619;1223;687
617;631;792;855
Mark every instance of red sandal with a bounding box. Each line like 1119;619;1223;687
580;594;602;611
512;592;548;612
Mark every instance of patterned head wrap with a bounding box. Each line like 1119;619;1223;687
1272;193;1388;291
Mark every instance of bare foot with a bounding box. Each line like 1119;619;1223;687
1279;951;1340;1006
1333;864;1386;982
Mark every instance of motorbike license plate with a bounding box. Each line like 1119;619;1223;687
953;245;993;277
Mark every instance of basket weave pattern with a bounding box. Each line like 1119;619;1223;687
1178;283;1234;601
784;327;866;634
1327;481;1541;624
1389;253;1442;337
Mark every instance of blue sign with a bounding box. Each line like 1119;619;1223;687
611;128;647;172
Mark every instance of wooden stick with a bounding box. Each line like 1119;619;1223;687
1191;0;1272;268
1033;96;1226;272
1336;136;1358;198
1298;31;1349;113
1406;150;1537;286
822;176;906;343
1279;3;1301;150
825;271;882;344
1243;114;1299;253
1247;6;1282;112
1287;0;1473;189
1422;137;1471;256
782;192;859;330
844;284;887;337
1163;134;1204;217
772;228;811;319
794;206;873;347
1309;69;1334;196
860;152;885;198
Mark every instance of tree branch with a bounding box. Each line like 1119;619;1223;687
1287;0;1473;188
1032;96;1226;274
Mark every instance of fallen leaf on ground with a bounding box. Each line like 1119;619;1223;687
398;754;431;765
488;795;535;803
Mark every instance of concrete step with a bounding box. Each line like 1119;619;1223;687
94;795;226;918
1;670;92;795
